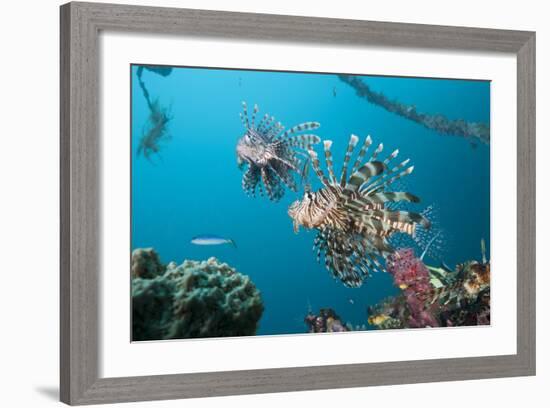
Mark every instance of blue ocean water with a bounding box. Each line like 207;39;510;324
131;65;490;336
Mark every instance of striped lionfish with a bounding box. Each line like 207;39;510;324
288;134;430;288
236;102;321;201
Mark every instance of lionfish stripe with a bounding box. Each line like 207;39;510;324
251;104;259;127
280;122;321;139
241;101;250;129
262;115;276;133
263;119;280;138
308;150;332;187
361;162;413;194
367;191;420;204
373;209;430;229
271;160;298;191
243;166;260;196
367;253;387;273
287;134;321;148
266;122;285;139
323;140;337;184
340;134;359;186
369;142;384;162
368;235;394;256
383;149;399;165
256;113;269;132
345;161;385;193
349;135;372;176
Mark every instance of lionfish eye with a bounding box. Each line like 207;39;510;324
306;192;313;200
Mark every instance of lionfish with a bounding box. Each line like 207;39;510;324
288;134;430;288
422;240;490;308
236;102;321;201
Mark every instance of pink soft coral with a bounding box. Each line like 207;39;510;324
386;249;439;328
386;248;432;294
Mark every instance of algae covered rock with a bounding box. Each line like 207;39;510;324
131;248;165;279
132;276;175;340
131;249;264;341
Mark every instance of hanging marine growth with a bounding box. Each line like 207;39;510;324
236;102;321;201
135;66;173;161
338;75;490;145
288;134;430;288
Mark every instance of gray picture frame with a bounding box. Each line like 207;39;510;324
60;2;536;405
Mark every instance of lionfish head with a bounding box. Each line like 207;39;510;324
236;133;270;170
235;136;249;169
288;191;319;233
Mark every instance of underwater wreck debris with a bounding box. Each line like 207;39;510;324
236;101;321;202
338;75;490;145
131;249;264;341
304;308;351;333
288;133;430;288
367;247;490;329
137;99;172;161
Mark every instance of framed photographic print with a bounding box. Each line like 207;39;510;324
60;1;536;405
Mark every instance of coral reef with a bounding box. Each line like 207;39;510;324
131;249;264;341
338;75;490;145
367;247;490;330
304;308;352;333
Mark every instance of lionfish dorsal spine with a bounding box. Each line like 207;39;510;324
250;103;259;127
322;140;338;184
343;161;386;194
383;149;400;165
308;149;332;188
369;142;384;163
241;101;250;129
361;159;412;195
267;122;284;140
256;113;270;132
259;115;275;134
339;134;359;187
349;135;372;176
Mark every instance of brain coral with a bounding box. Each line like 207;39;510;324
131;249;264;341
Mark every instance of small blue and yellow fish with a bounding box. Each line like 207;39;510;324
191;235;237;248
